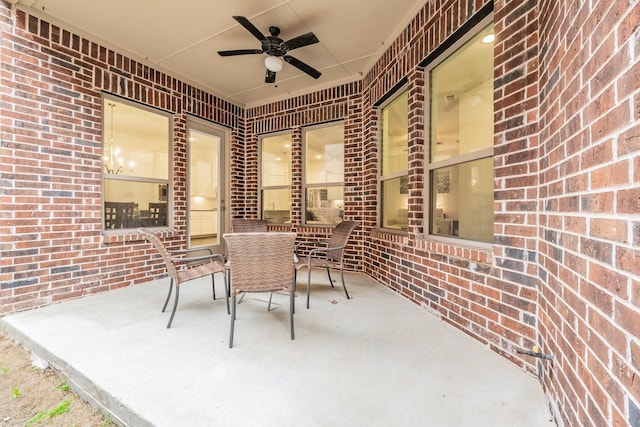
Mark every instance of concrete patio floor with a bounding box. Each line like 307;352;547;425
1;271;553;426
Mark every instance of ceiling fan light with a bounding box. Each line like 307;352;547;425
264;56;283;72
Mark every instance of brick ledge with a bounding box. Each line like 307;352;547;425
102;228;178;244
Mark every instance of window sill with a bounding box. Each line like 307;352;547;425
303;222;341;228
265;224;293;231
374;227;408;236
370;229;493;263
416;233;492;250
102;228;177;244
415;233;494;263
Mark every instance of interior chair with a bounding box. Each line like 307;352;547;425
438;218;453;235
138;228;228;328
148;202;168;226
223;232;297;348
294;221;359;309
104;201;135;229
231;219;268;232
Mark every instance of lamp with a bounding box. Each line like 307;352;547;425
482;34;494;44
104;102;134;174
264;55;283;72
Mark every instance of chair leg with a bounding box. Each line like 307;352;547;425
290;281;295;340
162;278;174;312
340;267;350;299
235;265;244;305
223;273;230;315
267;292;273;311
211;273;216;300
292;272;296;315
229;294;236;348
167;285;179;329
326;268;335;288
306;267;312;309
226;269;234;315
293;269;297;314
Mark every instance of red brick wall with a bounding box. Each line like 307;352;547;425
361;0;541;365
0;6;244;313
493;0;541;364
537;1;640;426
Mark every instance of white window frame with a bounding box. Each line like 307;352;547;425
378;88;409;231
258;131;293;224
424;16;495;245
102;95;171;231
302;122;345;226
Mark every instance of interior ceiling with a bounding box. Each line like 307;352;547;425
16;0;427;107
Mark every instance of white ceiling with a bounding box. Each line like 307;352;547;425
15;0;427;107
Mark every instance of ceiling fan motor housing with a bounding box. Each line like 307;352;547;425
263;34;287;57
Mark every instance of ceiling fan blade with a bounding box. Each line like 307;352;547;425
265;69;276;84
283;55;321;79
284;32;320;51
218;49;264;57
233;16;267;42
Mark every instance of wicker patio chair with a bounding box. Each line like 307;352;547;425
223;232;297;348
229;219;269;304
294;221;359;309
231;219;268;232
139;228;228;328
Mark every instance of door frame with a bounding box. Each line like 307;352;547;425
186;115;231;255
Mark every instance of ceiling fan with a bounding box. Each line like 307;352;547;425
218;16;322;84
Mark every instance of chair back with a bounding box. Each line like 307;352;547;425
138;228;178;281
105;202;135;229
327;221;359;263
231;219;268;232
149;202;167;226
224;232;296;295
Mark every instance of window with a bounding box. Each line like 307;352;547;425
260;132;292;224
304;123;344;225
380;90;408;230
102;97;170;230
427;22;494;242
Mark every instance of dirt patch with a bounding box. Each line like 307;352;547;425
0;327;111;426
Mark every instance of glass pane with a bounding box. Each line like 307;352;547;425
430;24;494;162
381;176;408;230
189;129;221;248
431;157;493;242
261;134;292;186
306;186;344;225
381;91;408;176
305;124;344;184
103;99;169;179
104;180;167;229
262;188;291;224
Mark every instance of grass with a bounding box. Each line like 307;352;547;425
57;379;70;391
25;399;71;426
